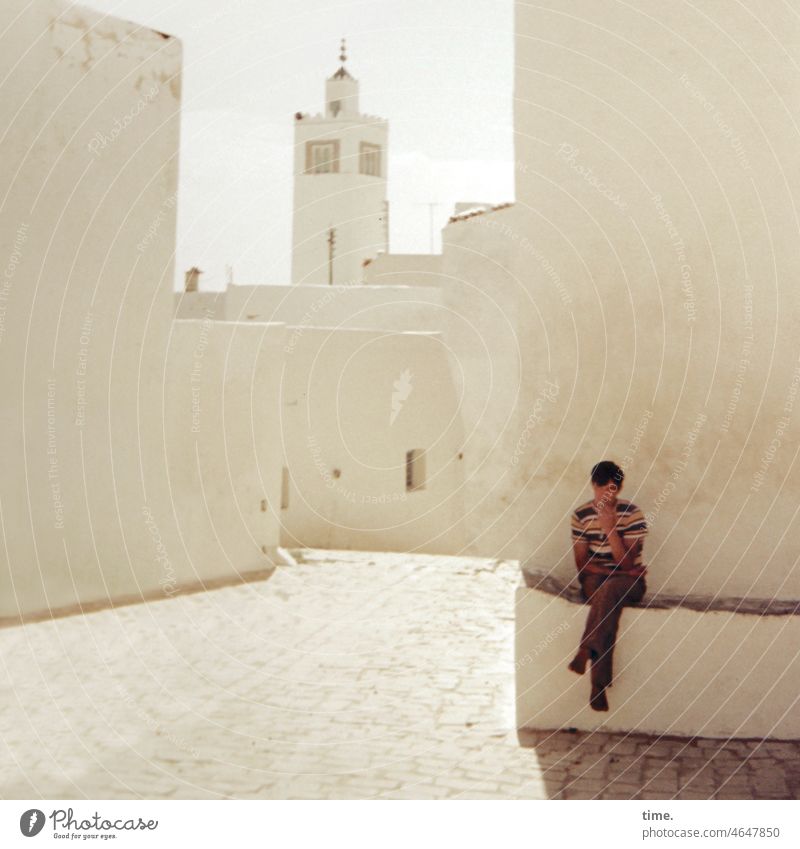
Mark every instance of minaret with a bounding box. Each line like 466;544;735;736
291;40;389;285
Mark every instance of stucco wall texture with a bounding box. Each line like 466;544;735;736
516;580;800;740
0;0;184;619
457;0;800;600
279;326;468;553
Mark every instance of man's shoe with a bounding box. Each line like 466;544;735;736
590;686;609;712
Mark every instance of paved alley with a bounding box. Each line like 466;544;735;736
1;550;797;799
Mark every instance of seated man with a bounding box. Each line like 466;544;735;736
568;461;648;712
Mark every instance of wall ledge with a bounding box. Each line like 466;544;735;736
516;568;800;738
522;566;800;617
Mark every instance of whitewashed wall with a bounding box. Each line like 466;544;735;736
362;254;446;287
516;583;800;739
509;0;800;598
165;320;286;583
224;283;444;332
0;0;182;620
359;1;800;602
173;291;226;321
279;327;467;553
437;209;535;560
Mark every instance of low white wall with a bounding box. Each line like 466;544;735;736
173;291;226;321
280;326;467;553
224;283;444;333
516;582;800;740
362;253;446;287
164;320;286;584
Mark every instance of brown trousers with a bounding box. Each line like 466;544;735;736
578;571;645;690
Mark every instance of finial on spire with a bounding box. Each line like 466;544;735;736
330;37;353;80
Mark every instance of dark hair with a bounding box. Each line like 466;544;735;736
591;461;624;487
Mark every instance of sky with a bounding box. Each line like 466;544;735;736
84;0;514;288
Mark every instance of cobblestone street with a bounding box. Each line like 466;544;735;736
1;550;798;799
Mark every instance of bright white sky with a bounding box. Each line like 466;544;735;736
84;0;514;288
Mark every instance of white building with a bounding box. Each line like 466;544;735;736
291;41;389;286
0;0;290;623
174;41;467;559
0;0;185;620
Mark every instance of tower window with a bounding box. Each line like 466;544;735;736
306;140;340;174
405;449;426;492
359;142;382;177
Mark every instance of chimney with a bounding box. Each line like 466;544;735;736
184;266;202;292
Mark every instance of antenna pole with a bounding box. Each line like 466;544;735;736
327;227;335;285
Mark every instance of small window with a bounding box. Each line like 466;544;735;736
359;142;381;177
306;140;340;174
281;467;290;509
405;449;426;492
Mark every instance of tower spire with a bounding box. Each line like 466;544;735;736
331;37;354;81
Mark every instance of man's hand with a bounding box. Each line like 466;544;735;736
615;537;641;571
596;500;639;570
596;500;618;535
573;539;590;574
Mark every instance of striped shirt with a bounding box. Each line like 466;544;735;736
570;499;648;576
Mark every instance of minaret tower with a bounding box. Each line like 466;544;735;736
291;40;389;285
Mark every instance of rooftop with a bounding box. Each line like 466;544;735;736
448;202;514;224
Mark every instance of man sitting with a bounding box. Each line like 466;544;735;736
568;461;648;711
